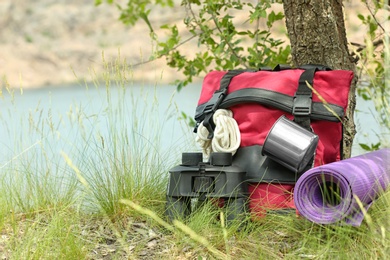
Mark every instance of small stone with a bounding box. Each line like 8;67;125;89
147;239;158;248
138;250;148;256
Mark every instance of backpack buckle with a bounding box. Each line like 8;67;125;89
203;89;227;114
292;94;312;116
196;89;228;138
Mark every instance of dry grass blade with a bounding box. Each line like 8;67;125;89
120;199;174;232
304;80;343;122
173;220;228;260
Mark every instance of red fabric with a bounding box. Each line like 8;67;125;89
197;69;353;216
248;183;296;219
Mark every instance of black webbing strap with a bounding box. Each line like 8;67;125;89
259;64;292;71
292;65;332;130
200;70;249;138
292;68;316;130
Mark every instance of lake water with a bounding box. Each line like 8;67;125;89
0;83;201;173
0;82;386;172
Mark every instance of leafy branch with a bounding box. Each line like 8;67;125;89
96;0;290;90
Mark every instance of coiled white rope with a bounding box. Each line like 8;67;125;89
196;109;241;157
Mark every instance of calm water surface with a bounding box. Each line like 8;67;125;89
0;83;385;171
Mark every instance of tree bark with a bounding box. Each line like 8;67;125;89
283;0;357;158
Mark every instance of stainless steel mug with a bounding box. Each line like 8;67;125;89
262;115;319;173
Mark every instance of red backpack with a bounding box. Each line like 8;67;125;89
194;65;353;218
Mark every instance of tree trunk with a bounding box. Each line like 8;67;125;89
283;0;357;158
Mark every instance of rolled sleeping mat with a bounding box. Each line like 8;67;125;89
294;148;390;226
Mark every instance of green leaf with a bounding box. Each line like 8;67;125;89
362;93;370;101
237;31;249;36
175;80;184;92
140;11;153;33
357;14;365;22
267;11;284;28
359;143;371;151
373;142;381;150
368;21;378;35
189;0;201;5
95;0;113;5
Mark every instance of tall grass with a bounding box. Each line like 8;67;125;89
70;84;172;217
67;55;185;217
0;54;193;258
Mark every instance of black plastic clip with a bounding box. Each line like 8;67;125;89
201;89;227;139
203;89;227;114
292;94;312;116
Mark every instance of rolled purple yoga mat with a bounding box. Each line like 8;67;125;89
294;148;390;226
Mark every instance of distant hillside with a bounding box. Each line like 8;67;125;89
0;0;366;89
0;0;186;88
